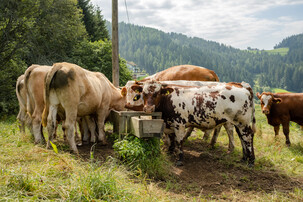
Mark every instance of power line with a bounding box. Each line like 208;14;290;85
124;0;133;38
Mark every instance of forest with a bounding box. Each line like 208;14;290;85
0;0;132;117
115;22;303;94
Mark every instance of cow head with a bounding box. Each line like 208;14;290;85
256;92;282;114
121;81;145;111
132;81;174;113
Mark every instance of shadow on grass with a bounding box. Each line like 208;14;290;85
161;138;303;199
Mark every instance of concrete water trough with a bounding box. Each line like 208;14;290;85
109;110;164;138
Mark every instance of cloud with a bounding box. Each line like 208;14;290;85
91;0;303;49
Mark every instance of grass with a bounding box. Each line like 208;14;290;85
271;88;292;93
1;105;303;201
248;47;289;56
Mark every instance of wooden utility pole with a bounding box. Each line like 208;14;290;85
112;0;119;87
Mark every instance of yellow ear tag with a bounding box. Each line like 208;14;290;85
135;90;139;93
165;90;170;95
134;96;138;101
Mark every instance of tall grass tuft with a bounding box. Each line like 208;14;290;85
113;135;173;180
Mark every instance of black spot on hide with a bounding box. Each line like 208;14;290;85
229;95;235;102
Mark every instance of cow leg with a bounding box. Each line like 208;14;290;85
32;114;44;144
184;127;194;140
173;125;187;166
225;123;235;152
64;111;78;154
203;129;213;140
210;125;222;147
46;105;58;149
274;125;280;137
235;125;255;167
17;109;26;134
96;109;109;145
86;116;97;143
79;117;90;144
282;122;291;146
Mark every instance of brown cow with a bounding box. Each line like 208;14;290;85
256;92;303;145
140;64;219;82
16;74;31;134
42;62;126;153
24;65;52;143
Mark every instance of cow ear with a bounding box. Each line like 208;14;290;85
131;85;142;93
256;92;261;99
121;87;127;97
161;87;174;95
273;98;282;104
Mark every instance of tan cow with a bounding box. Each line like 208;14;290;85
42;62;126;153
16;74;31;134
24;65;52;144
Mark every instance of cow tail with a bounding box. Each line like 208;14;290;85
42;64;61;127
16;75;26;112
252;101;256;133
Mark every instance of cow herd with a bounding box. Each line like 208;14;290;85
16;62;303;167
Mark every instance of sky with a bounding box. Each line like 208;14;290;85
91;0;303;50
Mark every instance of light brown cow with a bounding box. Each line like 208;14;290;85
24;65;52;144
42;62;126;153
16;74;31;134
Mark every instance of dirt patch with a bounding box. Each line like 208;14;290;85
168;138;303;199
72;135;303;200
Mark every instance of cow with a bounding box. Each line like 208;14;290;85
16;74;31;134
24;65;53;144
140;64;219;82
125;80;236;152
123;65;219;110
122;65;235;151
256;92;303;145
42;62;126;153
131;80;256;167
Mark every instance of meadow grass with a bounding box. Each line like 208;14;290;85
1;105;303;201
248;48;289;56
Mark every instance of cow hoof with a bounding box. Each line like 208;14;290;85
248;163;254;168
175;160;184;166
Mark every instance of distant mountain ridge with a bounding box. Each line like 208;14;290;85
107;22;303;92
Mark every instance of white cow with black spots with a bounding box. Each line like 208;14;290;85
131;80;256;167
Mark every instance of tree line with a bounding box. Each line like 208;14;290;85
0;0;132;117
115;23;303;94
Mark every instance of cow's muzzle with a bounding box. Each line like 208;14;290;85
262;109;270;115
143;105;155;114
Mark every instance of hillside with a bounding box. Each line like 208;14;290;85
108;22;303;92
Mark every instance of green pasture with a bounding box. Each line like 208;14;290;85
248;48;289;56
1;105;303;201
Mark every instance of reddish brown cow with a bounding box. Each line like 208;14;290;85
256;92;303;145
140;64;219;82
